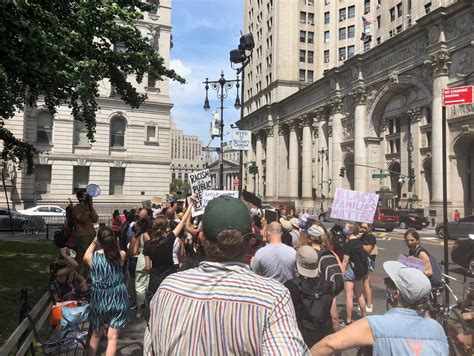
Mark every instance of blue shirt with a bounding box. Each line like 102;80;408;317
367;308;449;356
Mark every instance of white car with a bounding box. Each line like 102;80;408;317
18;205;66;217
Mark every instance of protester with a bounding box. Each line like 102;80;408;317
111;209;121;238
280;217;299;248
285;246;334;348
341;222;368;325
311;261;449;355
84;227;129;356
144;195;195;301
144;195;309;354
129;221;149;319
72;188;99;276
453;209;460;222
251;221;297;284
404;229;433;277
360;222;377;313
50;248;88;301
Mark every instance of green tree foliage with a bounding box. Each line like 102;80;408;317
0;0;184;174
169;179;190;200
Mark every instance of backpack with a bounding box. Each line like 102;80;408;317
291;277;334;348
330;225;347;251
414;247;443;287
350;241;369;278
318;250;344;296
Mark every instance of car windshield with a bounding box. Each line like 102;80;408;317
379;209;395;215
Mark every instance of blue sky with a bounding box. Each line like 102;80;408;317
169;0;243;145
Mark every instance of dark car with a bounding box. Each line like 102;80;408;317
436;215;474;239
394;211;426;230
451;236;474;271
0;208;29;231
373;207;399;232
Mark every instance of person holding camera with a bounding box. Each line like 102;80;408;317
72;188;99;277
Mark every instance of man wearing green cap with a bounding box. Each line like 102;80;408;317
144;195;309;355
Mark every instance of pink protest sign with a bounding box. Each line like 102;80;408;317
330;188;379;224
397;254;427;272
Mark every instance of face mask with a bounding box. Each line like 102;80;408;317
343;228;351;237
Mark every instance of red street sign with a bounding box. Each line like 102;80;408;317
233;178;240;186
442;86;473;106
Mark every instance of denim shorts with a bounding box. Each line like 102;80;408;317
368;256;376;272
344;264;355;282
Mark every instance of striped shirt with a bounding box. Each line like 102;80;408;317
144;261;310;355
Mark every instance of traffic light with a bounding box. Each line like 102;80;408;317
248;162;259;175
339;167;345;178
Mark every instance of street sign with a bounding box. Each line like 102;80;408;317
442;86;473;106
233;178;240;186
372;173;388;179
202;147;220;152
230;130;251;150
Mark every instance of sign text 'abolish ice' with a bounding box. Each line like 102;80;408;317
330;188;379;224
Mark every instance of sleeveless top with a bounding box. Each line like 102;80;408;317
91;252;124;289
367;308;449;356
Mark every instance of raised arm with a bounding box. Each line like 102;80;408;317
83;236;97;268
172;194;196;237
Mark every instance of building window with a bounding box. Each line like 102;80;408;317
109;167;125;195
324;0;330;5
299;69;305;81
308;0;314;5
364;24;371;34
147;74;156;88
396;24;403;33
324;31;330;43
145;125;159;143
110;116;126;148
307;31;314;43
424;2;431;14
364;0;371;14
348;45;355;58
397;3;402;17
324;50;330;63
36;111;54;144
308;13;314;25
348;5;355;18
300;30;306;42
307;50;314;63
348;25;355;38
307;70;314;82
339;8;346;21
377;15;381;29
35;164;51;194
364;41;371;51
300;11;306;24
324;11;330;24
390;7;395;21
74;119;89;146
339;47;346;61
73;166;89;194
339;27;346;40
300;50;306;62
377;36;381;44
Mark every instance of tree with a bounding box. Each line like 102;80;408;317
169;179;190;200
0;0;184;174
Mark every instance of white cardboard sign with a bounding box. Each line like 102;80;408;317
188;169;212;216
330;188;379;224
202;190;239;209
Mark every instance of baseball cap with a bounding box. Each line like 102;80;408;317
203;195;252;242
296;246;319;278
383;261;432;305
304;224;326;241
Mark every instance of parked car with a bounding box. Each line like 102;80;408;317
435;215;474;239
451;235;474;271
373;207;399;232
0;208;29;231
394;211;426;230
18;205;66;217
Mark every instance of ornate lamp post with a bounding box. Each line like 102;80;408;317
203;71;240;190
318;148;329;213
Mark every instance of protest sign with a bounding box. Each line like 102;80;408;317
202;190;239;209
330;188;379;223
188;169;212;216
242;190;262;208
397;254;427;272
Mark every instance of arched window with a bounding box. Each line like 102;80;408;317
110;116;126;148
36;111;54;144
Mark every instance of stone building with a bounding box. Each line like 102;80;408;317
238;1;474;222
2;1;175;210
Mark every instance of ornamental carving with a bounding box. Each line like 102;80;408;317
263;125;275;137
451;47;474;79
428;25;441;45
351;87;367;105
329;97;343;115
288;119;301;132
428;50;451;76
328;125;333;137
379;118;387;133
315;107;327;122
388;72;399;84
342;119;354;140
407;107;422;123
278;123;289;136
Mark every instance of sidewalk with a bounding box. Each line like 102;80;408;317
0;231;48;241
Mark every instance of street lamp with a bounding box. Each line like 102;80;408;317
318;148;328;213
203;71;240;190
407;132;415;210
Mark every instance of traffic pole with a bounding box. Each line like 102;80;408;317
441;104;449;304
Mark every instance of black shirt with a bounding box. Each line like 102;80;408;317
343;238;362;258
360;233;376;246
143;232;175;273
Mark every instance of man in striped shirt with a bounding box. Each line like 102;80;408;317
144;196;310;355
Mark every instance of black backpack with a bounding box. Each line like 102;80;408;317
413;247;443;287
330;225;347;251
350;241;369;278
318;250;344;296
291;277;334;348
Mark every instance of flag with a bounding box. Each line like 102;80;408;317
362;16;375;25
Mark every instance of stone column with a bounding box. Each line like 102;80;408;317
352;87;368;192
330;97;344;193
317;111;329;198
430;49;451;204
264;125;275;200
301;116;313;200
288;120;300;199
255;131;264;197
312;118;319;197
277;124;289;199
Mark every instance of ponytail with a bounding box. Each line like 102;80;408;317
97;226;121;263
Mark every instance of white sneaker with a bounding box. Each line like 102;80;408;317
358;305;373;313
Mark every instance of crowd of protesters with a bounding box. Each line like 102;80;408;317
47;190;473;355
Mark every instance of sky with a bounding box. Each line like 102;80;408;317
169;0;243;146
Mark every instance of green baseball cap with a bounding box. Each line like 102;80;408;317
202;195;252;242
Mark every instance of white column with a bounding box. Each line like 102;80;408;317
302;117;313;199
430;49;451;204
330;97;344;193
264;126;275;200
255;131;264;197
318;116;329;198
277;125;289;199
288;121;299;199
353;88;368;192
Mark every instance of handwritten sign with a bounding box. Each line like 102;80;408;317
330;188;379;223
202;190;239;209
188;169;212;216
397;254;427;272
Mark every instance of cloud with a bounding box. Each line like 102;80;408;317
170;59;192;77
